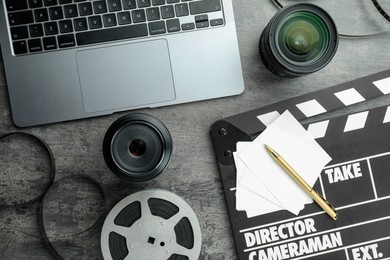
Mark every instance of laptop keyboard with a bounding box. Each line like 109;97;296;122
5;0;224;55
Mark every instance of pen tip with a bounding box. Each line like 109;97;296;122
265;144;279;159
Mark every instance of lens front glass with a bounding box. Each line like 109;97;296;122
276;11;330;64
129;139;147;157
111;123;163;174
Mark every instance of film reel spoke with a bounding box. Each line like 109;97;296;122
164;209;186;229
110;224;131;238
140;196;154;218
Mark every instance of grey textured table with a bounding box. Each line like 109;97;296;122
1;0;390;259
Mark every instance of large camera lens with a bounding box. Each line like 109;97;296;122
103;113;172;182
260;4;338;77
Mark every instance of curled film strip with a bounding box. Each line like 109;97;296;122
0;132;55;207
0;132;55;239
269;0;390;38
40;174;106;259
101;189;202;260
0;132;106;259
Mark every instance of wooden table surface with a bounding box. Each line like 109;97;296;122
1;0;390;259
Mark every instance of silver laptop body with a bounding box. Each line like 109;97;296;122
0;0;244;127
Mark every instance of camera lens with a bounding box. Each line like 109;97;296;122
259;4;338;77
103;113;172;182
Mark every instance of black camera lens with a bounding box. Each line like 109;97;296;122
259;4;339;77
103;113;173;182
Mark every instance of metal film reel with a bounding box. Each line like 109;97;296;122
101;190;201;260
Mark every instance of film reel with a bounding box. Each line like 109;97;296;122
101;190;201;260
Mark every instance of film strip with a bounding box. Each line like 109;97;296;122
269;0;390;38
210;69;390;260
101;189;201;260
0;132;106;259
40;175;106;260
0;132;55;207
372;0;390;23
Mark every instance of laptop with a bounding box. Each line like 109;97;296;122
0;0;244;127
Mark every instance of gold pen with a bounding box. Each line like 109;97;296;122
265;144;338;221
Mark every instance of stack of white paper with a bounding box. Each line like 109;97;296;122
234;111;332;218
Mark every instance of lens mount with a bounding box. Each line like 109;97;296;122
103;113;173;182
259;4;339;77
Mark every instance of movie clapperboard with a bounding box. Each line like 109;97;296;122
210;69;390;260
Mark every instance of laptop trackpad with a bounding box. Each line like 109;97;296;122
76;39;175;113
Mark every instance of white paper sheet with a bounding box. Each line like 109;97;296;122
235;110;332;216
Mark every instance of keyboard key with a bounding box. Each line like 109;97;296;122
122;0;136;10
28;0;43;8
59;20;73;33
189;0;221;15
11;26;29;40
88;16;103;29
196;20;208;28
117;11;132;25
76;24;148;45
108;0;122;12
181;22;194;30
29;23;44;37
146;7;160;21
195;14;208;22
74;17;88;31
175;3;189;17
137;0;151;8
166;0;179;3
8;11;34;26
34;8;49;22
166;18;180;32
6;0;28;12
132;9;146;23
44;0;58;7
28;38;42;52
64;4;78;18
152;0;165;6
149;21;165;35
93;1;108;14
103;13;117;27
44;21;58;35
58;34;76;48
42;36;57;50
59;0;72;3
49;6;64;20
161;5;174;19
210;18;223;26
79;2;93;16
13;40;28;54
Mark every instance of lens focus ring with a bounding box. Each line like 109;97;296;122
103;113;173;182
259;4;339;77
